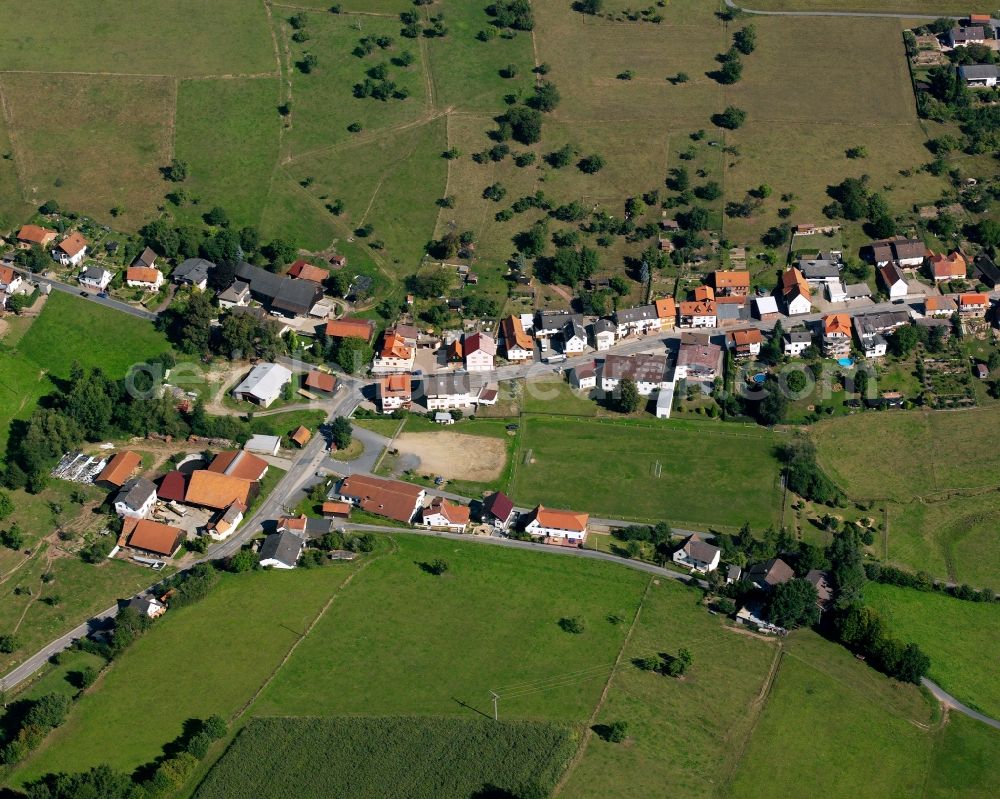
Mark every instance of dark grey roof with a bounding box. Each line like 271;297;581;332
423;373;472;396
950;25;985;41
127;596;161;615
235;261;323;315
116;477;156;510
799;262;840;280
591;319;616;335
682;534;720;563
81;266;108;281
602;353;669;382
132;247;157;268
563;320;586;340
174;258;215;284
974;254;1000;286
614;305;658;324
785;330;812;343
747;557;794;588
259;530;305;567
854;311;909;336
844;283;872;298
536;311;582;331
218;280;250;303
959;64;1000;80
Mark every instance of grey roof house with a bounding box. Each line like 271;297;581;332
259;530;306;569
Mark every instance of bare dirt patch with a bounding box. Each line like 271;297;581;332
394;432;506;482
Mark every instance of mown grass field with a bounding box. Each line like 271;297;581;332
523;378;598;416
11;564;363;785
194;716;575;799
0;291;174;454
866;583;1000;721
743;0;970;11
510;416;784;529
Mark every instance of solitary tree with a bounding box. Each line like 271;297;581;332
617;378;641;414
329;416;353;450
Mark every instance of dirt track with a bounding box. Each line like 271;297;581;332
394;432;506;482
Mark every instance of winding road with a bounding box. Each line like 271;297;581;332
723;0;962;19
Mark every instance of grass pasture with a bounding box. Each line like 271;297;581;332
511;416;784;529
194;716;575;799
866;583;1000;721
1;73;176;229
0;291;174;453
743;0;970;12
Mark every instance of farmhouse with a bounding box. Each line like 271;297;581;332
422;373;477;410
173;258;215;290
217;280;250;309
676;340;723;382
600;353;672;395
114;477;157;519
205;500;245;541
948;25;985;46
377;373;412;413
207;450;269;482
958;292;989;318
372;330;415;374
614;305;661;337
125;266;164;291
16;224;56;248
654;297;676;329
728;329;762;360
959;63;1000;86
924;295;957;317
234;261;323;317
672;534;721;573
569;361;597;390
483;491;516;531
325;317;376;342
287;260;328;283
231;363;292;407
867;238;927;268
784;330;812;357
464;331;497;372
678;299;717;329
0;266;22;294
927;251;967;281
747;558;794;591
79;266;112;291
590;318;617;351
95;451;141;489
561;319;588;354
713;270;750;297
336;474;425;524
500;315;534;362
781;268;811;316
127;519;183;558
522;505;589;543
422;497;471;533
878;263;909;300
259;530;305;569
184;470;255;511
822;314;852;358
53;232;88;266
304;370;336;394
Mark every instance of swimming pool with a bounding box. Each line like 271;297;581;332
751;373;767;384
837;357;854;367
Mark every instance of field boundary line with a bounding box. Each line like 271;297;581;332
552;576;653;796
231;543;394;721
417;4;436;112
0;75;28;203
0;68;278;80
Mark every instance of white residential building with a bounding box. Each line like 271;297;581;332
614;305;661;338
590;319;616;351
600;353;672;396
114;478;157;520
464;332;496;372
562;320;587;354
422;374;478;410
79;266;112;291
522;505;589;543
673;534;721;573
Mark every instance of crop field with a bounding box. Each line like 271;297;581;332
10;563;363;785
510;416;784;529
866;583;1000;721
194;716;575;799
0;291;174;454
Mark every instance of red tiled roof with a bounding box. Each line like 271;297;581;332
304;370;336;392
654;297;676;319
57;232;87;257
823;314;851;336
714;270;750;289
288;260;328;283
529;505;589;533
185;470;253;510
17;224;55;245
325;318;375;340
207;450;268;482
126;266;161;284
128;519;183;556
96;451;141;487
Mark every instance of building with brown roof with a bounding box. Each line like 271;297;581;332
713;270;751;296
822;313;852;357
288;260;328;283
924;295;957;317
867;237;927;267
678;299;717;329
304;370;336;393
694;284;715;303
185;470;255;510
372;330;415;374
55;232;88;266
600;353;671;395
125;266;164;291
748;558;795;591
207;450;269;482
654;297;676;329
500;315;534;362
781;268;812;315
96;451;141;488
324;317;375;342
206;500;245;541
290;426;312;447
677;340;723;382
335;474;425;523
322;501;352;518
927;251;967;282
16;224;57;248
377;373;412;414
422;497;471;532
522;505;589;543
483;491;516;530
728;328;763;359
128;519;184;557
157;471;188;504
806;569;833;609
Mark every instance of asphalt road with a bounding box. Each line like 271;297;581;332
723;0;961;19
922;678;1000;730
31;271;158;322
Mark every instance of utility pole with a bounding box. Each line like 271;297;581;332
489;690;499;721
